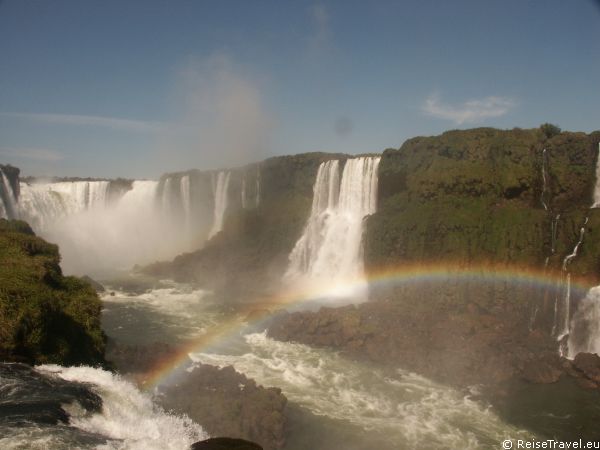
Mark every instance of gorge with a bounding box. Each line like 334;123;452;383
2;126;600;449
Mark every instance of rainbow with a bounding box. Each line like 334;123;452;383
139;262;596;390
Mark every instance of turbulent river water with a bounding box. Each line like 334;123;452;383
4;279;600;449
101;282;536;450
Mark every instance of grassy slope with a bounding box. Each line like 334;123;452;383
0;219;105;365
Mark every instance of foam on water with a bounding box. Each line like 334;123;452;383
190;332;531;449
103;285;209;318
35;365;207;450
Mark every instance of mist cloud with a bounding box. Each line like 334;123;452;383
157;54;273;171
308;3;332;56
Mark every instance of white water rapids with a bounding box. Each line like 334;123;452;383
189;331;532;450
0;365;206;450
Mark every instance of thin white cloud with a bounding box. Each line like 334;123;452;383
308;3;332;56
422;94;516;124
0;112;164;132
0;147;64;161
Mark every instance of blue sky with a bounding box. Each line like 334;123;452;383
1;0;599;178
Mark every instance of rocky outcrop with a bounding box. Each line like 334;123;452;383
160;364;287;450
571;352;600;387
268;301;558;387
105;342;286;450
0;219;106;365
191;437;263;450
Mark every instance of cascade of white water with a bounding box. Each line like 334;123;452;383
180;175;191;223
551;214;560;254
553;217;588;348
285;156;381;300
0;169;11;218
592;143;600;207
255;168;261;207
562;218;587;270
161;177;172;214
1;169;18;219
17;181;109;231
540;148;549;211
241;176;247;209
208;171;231;239
557;274;572;343
567;286;600;358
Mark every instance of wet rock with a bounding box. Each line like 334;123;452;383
268;297;558;389
521;358;563;384
191;437;263;450
160;364;287;450
572;353;600;384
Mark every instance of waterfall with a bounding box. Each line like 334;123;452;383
17;181;110;231
255;167;261;207
540;148;549;211
241;176;247;209
208;171;231;239
180;175;191;224
592;143;600;207
562;218;587;271
161;177;172;214
554;217;588;353
551;214;560;254
285;156;381;300
0;168;18;219
568;286;600;358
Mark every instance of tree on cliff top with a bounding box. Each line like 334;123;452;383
540;123;561;139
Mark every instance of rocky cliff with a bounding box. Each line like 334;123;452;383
0;219;106;365
269;127;600;391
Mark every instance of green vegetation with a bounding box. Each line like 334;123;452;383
540;123;562;139
366;127;598;270
0;219;106;365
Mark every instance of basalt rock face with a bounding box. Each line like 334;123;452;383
160;364;287;450
143;153;348;301
0;219;106;365
269;127;600;390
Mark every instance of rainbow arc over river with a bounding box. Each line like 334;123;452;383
140;262;594;390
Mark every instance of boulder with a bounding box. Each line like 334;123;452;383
573;353;600;384
521;359;563;384
160;364;287;450
191;438;262;450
